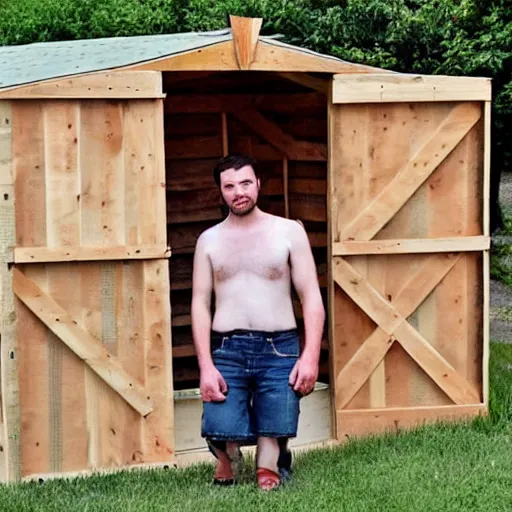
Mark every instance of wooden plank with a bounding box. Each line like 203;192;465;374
167;221;214;253
336;329;392;411
43;100;88;473
80;102;109;470
92;99;129;468
329;102;373;413
278;73;329;94
125;99;167;247
167;188;222;213
483;102;491;237
14;245;171;263
288;195;326;223
166;159;218;191
394;319;480;404
337;404;486;439
335;253;460;409
327;92;336;434
164;93;325;114
173;344;196;358
17;268;51;478
46;265;88;473
0;103;12;186
127;39;378;74
333;257;480;404
283;158;289;218
482;250;490;405
114;264;144;466
229;15;262;70
167;207;223;225
141;260;174;463
0;178;20;481
13;102;47;247
333;236;489;255
129;98;173;462
164;114;221;137
230;135;285;161
262;178;327;196
339;103;482;241
367;257;387;408
12;269;153;416
165;136;222;159
252;40;380;73
332;74;492;104
221;113;228;156
232;108;327;161
129;41;239;72
20;461;175;483
80;101;115;245
0;72;164;100
371;104;449;408
12;101;54;477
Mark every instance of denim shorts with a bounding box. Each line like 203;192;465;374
201;329;301;442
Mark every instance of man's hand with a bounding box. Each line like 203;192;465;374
289;357;319;397
200;365;228;402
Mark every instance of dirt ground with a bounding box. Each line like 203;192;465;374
490;171;512;343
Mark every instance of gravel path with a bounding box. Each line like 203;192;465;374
491;171;512;343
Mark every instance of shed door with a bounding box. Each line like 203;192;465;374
10;72;173;478
328;74;491;441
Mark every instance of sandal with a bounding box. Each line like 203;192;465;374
256;467;281;491
207;439;243;486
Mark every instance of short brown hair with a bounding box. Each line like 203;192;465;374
213;154;258;187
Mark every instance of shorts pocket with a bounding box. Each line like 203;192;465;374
268;338;299;358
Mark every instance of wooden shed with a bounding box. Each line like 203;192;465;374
0;16;491;482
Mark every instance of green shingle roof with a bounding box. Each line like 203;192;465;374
0;29;347;90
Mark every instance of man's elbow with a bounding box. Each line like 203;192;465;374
301;293;326;318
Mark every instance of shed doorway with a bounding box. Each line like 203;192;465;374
163;71;333;455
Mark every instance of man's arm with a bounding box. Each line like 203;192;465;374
288;221;326;395
191;233;227;402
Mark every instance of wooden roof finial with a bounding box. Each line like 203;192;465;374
229;15;263;70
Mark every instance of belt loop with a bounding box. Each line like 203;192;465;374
266;337;273;343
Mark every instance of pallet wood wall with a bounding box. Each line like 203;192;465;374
164;72;330;389
328;98;487;438
10;97;174;479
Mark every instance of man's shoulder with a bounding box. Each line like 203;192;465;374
268;214;306;235
196;223;224;248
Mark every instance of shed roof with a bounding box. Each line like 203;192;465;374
0;29;360;91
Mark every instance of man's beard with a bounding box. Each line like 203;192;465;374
229;197;257;216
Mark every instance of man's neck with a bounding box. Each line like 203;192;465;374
225;207;264;228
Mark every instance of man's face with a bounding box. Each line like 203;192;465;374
219;165;260;216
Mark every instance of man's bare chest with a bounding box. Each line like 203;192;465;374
209;234;290;283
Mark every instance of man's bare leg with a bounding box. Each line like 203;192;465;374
210;442;242;482
256;437;280;490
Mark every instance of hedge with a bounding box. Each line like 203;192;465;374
1;0;510;227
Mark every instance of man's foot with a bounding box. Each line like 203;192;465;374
207;440;243;485
256;467;281;491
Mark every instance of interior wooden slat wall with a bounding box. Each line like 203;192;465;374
10;97;173;479
329;98;487;439
164;72;330;388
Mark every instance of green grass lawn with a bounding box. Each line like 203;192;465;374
1;343;512;512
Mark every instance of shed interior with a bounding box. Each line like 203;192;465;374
163;71;331;391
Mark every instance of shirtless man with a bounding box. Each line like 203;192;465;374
191;154;325;490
